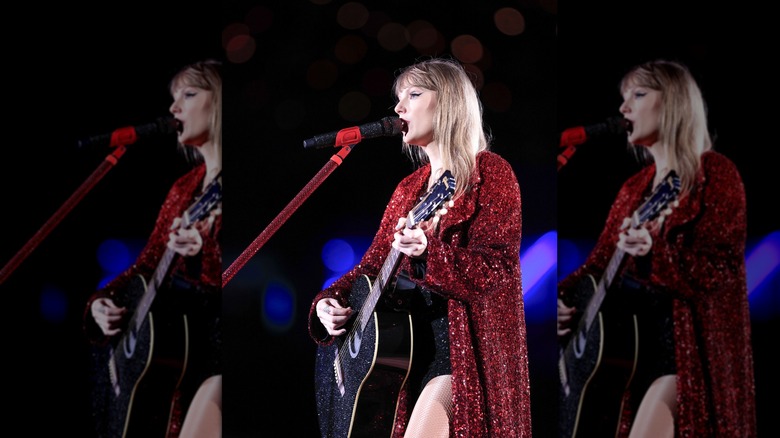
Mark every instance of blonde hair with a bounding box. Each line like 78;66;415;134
620;60;711;194
170;59;222;162
394;58;490;198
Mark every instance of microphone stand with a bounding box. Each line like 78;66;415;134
558;126;586;172
0;146;128;285
558;145;578;171
222;138;358;287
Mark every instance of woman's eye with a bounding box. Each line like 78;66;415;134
634;92;646;98
410;92;421;99
185;91;197;98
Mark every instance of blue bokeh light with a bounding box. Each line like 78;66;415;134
747;231;780;294
97;238;132;274
40;284;67;324
521;231;557;300
262;282;295;331
322;239;356;272
520;231;557;323
746;231;780;320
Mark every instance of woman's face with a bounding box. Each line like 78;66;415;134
394;85;438;147
620;83;662;147
170;85;213;147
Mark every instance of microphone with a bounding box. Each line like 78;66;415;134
77;116;180;148
303;116;404;149
560;116;628;148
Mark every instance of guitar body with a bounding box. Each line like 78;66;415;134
315;274;413;438
559;274;639;438
94;274;190;438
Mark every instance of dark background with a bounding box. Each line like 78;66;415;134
221;1;557;437
558;2;778;437
0;5;221;436
2;1;775;437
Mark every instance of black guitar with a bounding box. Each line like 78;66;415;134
314;171;456;438
93;175;222;438
559;170;680;438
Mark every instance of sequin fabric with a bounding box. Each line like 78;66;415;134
558;151;756;437
82;163;222;438
309;151;532;437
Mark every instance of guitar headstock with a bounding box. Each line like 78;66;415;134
407;170;456;228
182;174;222;228
631;170;681;228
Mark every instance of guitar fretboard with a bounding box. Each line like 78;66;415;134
129;247;178;332
357;247;404;332
581;245;627;332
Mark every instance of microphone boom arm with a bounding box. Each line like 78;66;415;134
0;146;128;284
222;142;358;286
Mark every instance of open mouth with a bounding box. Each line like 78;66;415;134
400;119;408;134
623;119;633;134
175;119;184;134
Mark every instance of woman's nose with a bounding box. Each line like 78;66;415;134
169;100;180;114
619;100;629;114
394;100;404;114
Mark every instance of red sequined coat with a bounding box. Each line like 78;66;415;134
309;151;532;437
559;151;756;437
83;163;222;437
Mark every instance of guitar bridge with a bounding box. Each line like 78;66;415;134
333;352;345;396
108;349;121;397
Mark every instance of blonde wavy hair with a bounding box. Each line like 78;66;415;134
621;60;711;194
394;58;490;198
170;59;222;163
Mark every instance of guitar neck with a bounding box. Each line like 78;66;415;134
581;246;627;332
128;246;180;333
356;247;404;331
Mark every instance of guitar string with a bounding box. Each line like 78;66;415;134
334;180;451;372
564;172;679;355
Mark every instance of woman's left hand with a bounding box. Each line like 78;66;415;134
392;217;428;258
167;217;204;256
617;217;653;257
392;199;452;258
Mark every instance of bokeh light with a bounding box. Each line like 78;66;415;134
321;238;356;272
451;35;484;64
747;231;780;294
40;284;67;324
338;91;372;121
360;11;391;39
377;22;409;52
557;238;586;281
494;7;526;36
222;23;250;49
521;231;557;298
226;34;256;64
407;20;438;51
97;238;132;274
334;34;368;64
262;282;295;331
337;2;370;30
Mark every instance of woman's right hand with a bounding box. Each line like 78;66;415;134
315;298;352;337
90;297;127;336
557;298;577;337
